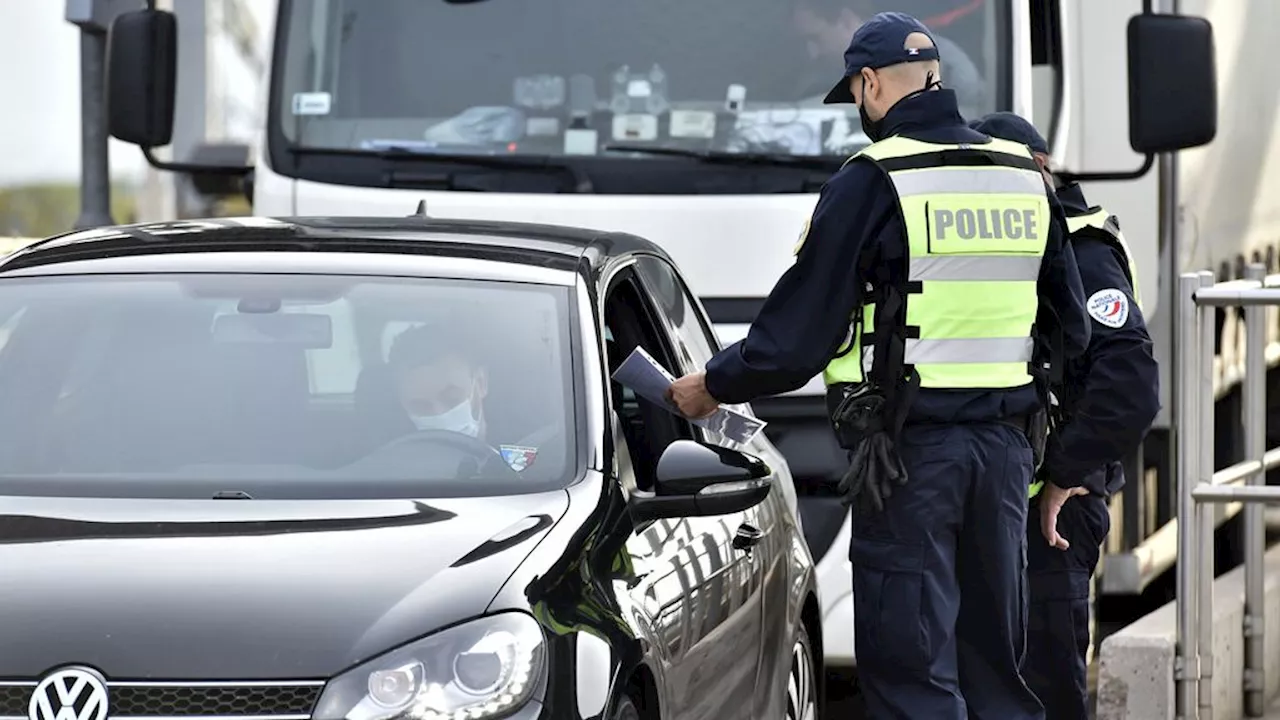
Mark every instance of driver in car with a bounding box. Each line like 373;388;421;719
385;322;558;474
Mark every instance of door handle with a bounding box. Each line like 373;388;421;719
732;523;763;551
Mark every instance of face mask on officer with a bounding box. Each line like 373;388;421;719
397;354;488;438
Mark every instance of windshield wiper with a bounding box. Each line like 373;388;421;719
212;490;253;500
291;145;595;193
603;144;844;171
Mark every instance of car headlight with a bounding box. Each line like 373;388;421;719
314;612;546;720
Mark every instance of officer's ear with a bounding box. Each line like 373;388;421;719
1032;152;1055;187
858;67;878;102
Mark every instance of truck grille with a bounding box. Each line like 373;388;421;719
0;681;324;719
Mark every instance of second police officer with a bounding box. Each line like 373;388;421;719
971;112;1161;720
667;11;1091;720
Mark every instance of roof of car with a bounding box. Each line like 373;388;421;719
0;215;674;276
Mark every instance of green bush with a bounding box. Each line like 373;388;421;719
0;183;138;238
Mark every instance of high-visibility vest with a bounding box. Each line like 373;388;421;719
1028;205;1138;500
1066;208;1143;311
821;135;1051;391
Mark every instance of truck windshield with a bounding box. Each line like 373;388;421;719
271;0;1008;164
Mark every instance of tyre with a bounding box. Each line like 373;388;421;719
787;624;820;720
612;694;641;720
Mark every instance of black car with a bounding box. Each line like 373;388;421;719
0;215;823;720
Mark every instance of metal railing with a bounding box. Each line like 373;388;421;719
1176;264;1280;720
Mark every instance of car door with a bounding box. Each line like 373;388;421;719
632;256;772;718
603;266;760;720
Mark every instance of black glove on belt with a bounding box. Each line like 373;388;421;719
837;431;909;514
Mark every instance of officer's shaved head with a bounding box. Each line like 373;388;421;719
851;32;943;121
877;32;942;85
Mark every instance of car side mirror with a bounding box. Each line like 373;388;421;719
627;440;772;523
1126;13;1217;154
106;9;177;149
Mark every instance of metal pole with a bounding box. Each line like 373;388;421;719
75;28;115;229
1196;271;1216;720
1242;263;1267;716
1176;272;1202;719
1194;485;1280;503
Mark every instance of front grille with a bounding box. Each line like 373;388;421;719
0;682;324;719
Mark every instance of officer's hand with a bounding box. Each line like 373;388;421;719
666;372;719;419
1039;481;1089;550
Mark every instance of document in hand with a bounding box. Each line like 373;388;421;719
610;346;768;445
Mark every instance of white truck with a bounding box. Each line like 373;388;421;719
102;0;1255;670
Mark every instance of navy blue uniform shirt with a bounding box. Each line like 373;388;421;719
1041;183;1160;493
705;89;1091;424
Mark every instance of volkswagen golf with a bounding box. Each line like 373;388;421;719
0;215;823;720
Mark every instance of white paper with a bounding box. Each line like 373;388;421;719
611;347;767;445
669;110;717;139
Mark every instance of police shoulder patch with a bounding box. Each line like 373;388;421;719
1087;288;1129;328
793;217;811;256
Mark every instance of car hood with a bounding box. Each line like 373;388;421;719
0;493;569;679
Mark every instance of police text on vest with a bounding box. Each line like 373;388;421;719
933;208;1038;241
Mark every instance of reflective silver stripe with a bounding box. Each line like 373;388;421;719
888;167;1046;198
1066;210;1109;233
909;255;1042;282
904;337;1034;364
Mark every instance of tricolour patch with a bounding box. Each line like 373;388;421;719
1087;288;1129;328
500;445;539;472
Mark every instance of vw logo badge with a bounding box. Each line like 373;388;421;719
28;667;109;720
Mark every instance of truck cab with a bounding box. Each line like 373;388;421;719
102;0;1216;668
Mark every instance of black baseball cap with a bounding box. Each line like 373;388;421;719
969;112;1050;156
823;11;941;105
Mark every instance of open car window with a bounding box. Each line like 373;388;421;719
0;273;579;500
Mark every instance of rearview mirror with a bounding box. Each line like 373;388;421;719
1126;13;1217;153
105;9;177;148
627;440;772;523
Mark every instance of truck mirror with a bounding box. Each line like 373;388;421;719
1127;13;1217;154
105;9;177;148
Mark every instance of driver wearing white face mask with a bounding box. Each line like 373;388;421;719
385;323;560;474
389;324;490;438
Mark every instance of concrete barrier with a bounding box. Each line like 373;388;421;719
1096;542;1280;719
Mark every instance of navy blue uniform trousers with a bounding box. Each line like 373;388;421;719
1024;491;1111;720
850;422;1044;720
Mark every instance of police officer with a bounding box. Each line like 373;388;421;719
971;112;1160;720
667;12;1091;719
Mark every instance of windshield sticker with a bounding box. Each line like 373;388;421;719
611;114;659;142
500;445;539;472
669;110;716;139
291;92;331;116
563;128;598;155
525;117;560;137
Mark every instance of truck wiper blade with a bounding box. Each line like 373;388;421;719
603;144;843;171
291;145;595;193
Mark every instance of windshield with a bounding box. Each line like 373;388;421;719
272;0;1008;162
0;274;578;500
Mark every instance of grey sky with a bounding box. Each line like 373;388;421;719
0;0;270;188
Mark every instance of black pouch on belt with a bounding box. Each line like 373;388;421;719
828;383;887;450
1027;408;1048;470
999;411;1048;470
